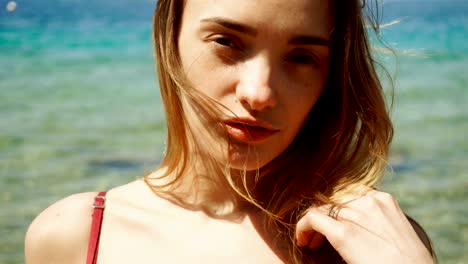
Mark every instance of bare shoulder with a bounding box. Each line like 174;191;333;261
25;192;98;264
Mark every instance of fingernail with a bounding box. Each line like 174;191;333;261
296;237;305;247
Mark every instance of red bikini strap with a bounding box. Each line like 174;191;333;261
86;191;107;264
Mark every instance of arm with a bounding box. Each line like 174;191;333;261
25;192;98;264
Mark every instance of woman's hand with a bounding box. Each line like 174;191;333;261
295;189;434;264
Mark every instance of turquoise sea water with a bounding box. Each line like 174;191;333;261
0;1;467;263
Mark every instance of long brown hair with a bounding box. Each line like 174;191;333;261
147;0;395;262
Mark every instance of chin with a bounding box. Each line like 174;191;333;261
227;149;276;171
228;160;267;171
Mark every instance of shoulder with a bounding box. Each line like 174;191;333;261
25;192;99;264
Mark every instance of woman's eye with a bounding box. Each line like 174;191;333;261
210;35;245;64
287;52;318;65
215;37;234;47
212;36;242;50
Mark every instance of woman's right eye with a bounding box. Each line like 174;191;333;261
214;37;236;48
209;35;245;64
210;34;243;51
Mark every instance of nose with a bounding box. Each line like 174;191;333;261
236;55;278;112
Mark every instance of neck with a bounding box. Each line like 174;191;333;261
144;164;258;219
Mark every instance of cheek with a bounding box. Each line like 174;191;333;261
180;49;237;99
281;80;325;141
287;81;325;119
282;62;329;102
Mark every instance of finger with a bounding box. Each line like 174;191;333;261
296;205;355;248
296;207;343;248
295;206;328;247
308;232;325;249
295;229;316;248
329;206;359;223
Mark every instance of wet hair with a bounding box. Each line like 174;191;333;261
146;0;435;262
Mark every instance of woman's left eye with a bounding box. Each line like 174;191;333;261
286;51;318;66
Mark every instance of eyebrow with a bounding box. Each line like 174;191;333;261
200;17;330;47
201;17;257;36
289;35;330;47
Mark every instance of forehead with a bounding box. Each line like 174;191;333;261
182;0;333;38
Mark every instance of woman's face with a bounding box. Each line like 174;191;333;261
178;0;332;170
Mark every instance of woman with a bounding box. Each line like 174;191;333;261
25;0;435;263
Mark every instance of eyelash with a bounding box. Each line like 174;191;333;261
213;36;241;50
210;34;245;64
209;35;319;67
286;51;318;66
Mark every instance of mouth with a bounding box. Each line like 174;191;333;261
223;119;279;143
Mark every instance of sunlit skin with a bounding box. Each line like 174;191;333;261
24;1;434;263
178;0;332;170
25;1;333;263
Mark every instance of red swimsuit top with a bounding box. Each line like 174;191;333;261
86;192;107;264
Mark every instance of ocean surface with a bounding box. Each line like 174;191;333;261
0;0;466;263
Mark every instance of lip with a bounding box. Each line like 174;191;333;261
223;118;279;143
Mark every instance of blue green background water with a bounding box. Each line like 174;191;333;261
0;0;466;263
